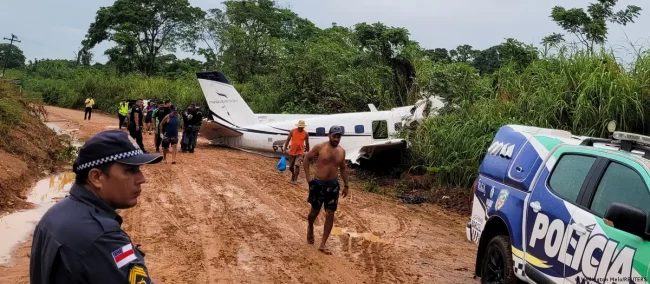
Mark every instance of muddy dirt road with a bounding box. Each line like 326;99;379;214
0;106;478;283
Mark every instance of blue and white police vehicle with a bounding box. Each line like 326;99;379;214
467;123;650;284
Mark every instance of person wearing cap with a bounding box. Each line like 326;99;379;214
283;120;310;185
158;105;180;164
303;125;349;255
29;130;163;284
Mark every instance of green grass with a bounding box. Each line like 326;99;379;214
403;49;650;188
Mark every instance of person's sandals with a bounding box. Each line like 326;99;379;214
307;233;314;244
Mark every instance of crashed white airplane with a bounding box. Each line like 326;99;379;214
196;71;444;166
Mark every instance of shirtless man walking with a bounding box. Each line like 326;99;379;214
303;125;349;254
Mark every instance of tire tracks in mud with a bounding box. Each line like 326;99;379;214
192;159;366;283
220;153;414;283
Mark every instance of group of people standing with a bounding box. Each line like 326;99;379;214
116;99;204;163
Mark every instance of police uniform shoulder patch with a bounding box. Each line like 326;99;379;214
129;265;151;284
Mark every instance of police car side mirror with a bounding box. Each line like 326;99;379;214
603;203;650;241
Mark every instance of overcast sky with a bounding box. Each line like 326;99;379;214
1;0;649;65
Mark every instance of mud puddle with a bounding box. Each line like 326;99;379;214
0;172;75;264
46;122;83;148
331;227;384;243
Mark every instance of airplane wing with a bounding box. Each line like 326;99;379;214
199;120;242;140
347;139;407;165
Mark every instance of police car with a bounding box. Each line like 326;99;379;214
467;122;650;284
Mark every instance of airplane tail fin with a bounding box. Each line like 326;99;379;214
196;72;258;128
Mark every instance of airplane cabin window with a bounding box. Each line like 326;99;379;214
372;120;388;139
316;127;326;136
355;125;364;133
394;123;402;131
340;126;345;134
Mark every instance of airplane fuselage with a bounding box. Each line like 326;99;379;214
195;71;444;164
203;109;410;158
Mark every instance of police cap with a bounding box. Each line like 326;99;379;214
73;130;162;173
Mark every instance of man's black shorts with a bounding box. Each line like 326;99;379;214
162;136;178;148
307;179;340;211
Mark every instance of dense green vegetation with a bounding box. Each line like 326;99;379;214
4;0;649;190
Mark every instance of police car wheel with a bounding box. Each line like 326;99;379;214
480;235;517;284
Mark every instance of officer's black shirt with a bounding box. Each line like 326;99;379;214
129;104;143;129
155;106;170;124
189;108;203;126
30;184;151;284
182;108;192;128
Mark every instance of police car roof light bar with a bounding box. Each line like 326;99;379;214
610;131;650;159
612;131;650;145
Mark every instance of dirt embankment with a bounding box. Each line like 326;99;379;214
0;82;72;214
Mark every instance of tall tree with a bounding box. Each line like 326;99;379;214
545;0;641;52
450;45;478;63
353;22;414;106
0;43;26;69
425;48;451;63
472;39;539;75
215;0;319;82
196;8;225;69
81;0;205;76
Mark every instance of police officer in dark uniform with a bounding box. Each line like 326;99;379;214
180;104;194;153
128;99;146;152
29;130;163;284
186;103;204;153
154;100;171;153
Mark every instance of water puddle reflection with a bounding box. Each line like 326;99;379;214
331;227;383;243
45;122;64;135
0;172;75;264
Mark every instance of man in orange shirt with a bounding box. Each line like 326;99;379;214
283;120;310;185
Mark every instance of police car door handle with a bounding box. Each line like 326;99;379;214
571;223;588;236
530;201;542;213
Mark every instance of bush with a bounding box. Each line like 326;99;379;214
405;49;650;188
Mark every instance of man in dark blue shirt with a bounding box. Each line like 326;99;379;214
29;130;163;284
159;105;180;164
